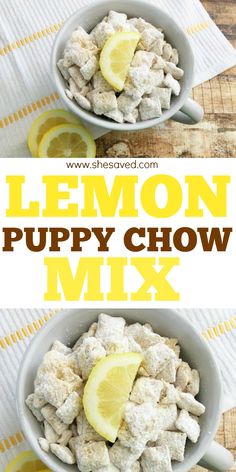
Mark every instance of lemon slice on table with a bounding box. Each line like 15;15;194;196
4;450;51;472
28;109;81;157
83;352;143;442
100;32;141;92
37;123;96;158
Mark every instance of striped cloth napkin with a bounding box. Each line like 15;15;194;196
0;308;236;469
0;0;236;157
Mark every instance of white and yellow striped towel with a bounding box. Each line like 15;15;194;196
0;0;236;157
0;308;236;469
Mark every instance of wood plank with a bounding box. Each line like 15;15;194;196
193;77;236;114
202;2;236;28
224;410;236;449
97;114;236;158
96;0;236;158
190;410;236;471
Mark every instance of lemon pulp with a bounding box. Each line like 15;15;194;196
83;352;143;442
100;32;141;91
28;109;81;157
4;450;51;472
37;123;96;158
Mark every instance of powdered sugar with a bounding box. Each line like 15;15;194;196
26;314;205;470
57;11;184;123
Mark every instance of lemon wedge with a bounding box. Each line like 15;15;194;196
4;450;51;472
83;352;143;442
37;123;96;158
100;32;141;92
28;109;81;157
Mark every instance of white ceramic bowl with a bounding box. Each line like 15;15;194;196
16;308;233;472
51;0;204;135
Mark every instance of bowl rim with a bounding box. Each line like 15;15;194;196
16;308;222;472
51;0;195;132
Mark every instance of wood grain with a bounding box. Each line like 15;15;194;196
96;0;236;158
191;409;236;472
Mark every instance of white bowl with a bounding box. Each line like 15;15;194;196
51;0;203;133
16;308;232;472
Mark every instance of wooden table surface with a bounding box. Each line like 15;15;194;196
96;0;236;158
191;409;236;471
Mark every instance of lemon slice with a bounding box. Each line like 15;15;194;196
28;109;81;157
37;123;96;158
100;32;141;92
83;352;143;442
4;450;51;472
